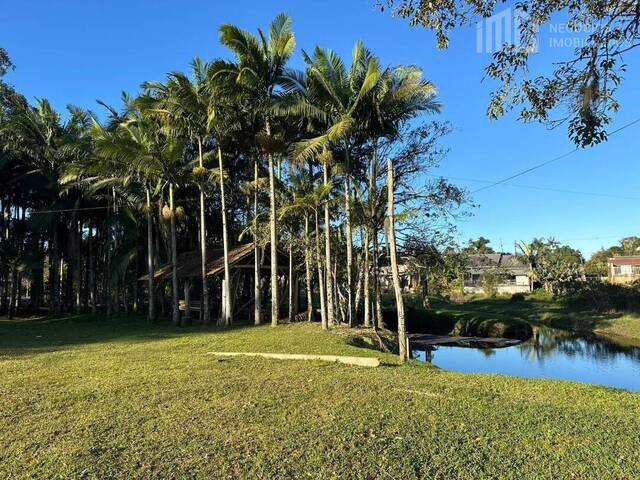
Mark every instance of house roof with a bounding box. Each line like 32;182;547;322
466;253;528;275
608;256;640;266
138;242;289;282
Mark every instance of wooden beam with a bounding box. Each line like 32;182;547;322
206;351;380;367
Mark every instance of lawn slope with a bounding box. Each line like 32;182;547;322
428;296;640;343
1;315;639;479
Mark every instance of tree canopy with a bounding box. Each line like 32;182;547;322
381;0;640;146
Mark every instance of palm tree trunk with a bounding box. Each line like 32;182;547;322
66;225;75;313
304;215;314;322
334;257;344;323
315;209;327;329
74;220;82;314
182;280;192;326
88;221;97;314
387;159;408;363
369;141;383;328
364;227;371;327
146;188;156;322
169;183;180;326
344;171;355;328
266;120;279;327
218;146;232;327
198;139;211;325
288;241;294;323
8;266;17;319
254;157;261;325
354;256;362;316
51;220;60;314
529;262;534;293
373;229;384;329
323;163;335;327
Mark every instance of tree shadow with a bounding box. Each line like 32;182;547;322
0;314;256;358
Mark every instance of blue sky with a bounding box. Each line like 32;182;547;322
2;0;638;257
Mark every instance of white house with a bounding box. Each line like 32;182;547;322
463;253;530;294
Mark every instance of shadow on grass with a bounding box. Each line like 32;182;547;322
0;313;257;358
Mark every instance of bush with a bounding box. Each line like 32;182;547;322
528;288;553;301
480;270;504;298
510;293;525;302
566;281;640;313
451;316;533;340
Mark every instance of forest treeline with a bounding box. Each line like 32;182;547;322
0;15;466;361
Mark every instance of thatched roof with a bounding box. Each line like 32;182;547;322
138;242;288;282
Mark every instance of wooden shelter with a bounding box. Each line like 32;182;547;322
139;242;296;323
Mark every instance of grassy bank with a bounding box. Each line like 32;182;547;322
1;315;640;479
425;295;640;344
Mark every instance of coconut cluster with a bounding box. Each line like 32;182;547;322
192;166;209;183
161;205;186;222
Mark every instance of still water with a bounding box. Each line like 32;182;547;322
413;328;640;392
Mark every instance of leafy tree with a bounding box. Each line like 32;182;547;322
480;268;505;298
0;22;468;332
463;236;495;254
380;0;640;146
585;236;640;275
533;238;584;294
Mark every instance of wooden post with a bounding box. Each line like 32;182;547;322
387;158;408;363
182;280;192;327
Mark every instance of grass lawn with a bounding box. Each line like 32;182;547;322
426;295;640;344
1;315;640;479
593;313;640;346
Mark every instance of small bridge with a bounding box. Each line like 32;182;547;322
408;333;522;349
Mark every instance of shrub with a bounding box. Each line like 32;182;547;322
480;270;504;298
566;281;640;313
451;316;532;340
528;288;553;301
510;293;525;302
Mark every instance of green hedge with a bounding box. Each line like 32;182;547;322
451;316;533;340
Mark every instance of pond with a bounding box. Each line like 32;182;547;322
413;327;640;392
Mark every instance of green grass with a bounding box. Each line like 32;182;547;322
1;315;640;479
425;295;640;342
593;313;640;346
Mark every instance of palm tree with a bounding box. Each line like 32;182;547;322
517;240;541;292
279;168;331;326
2;99;89;314
91;108;184;324
217;13;297;326
141;59;229;325
293;41;383;328
363;64;441;329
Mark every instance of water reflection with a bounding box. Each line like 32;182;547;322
414;327;640;391
518;327;640;364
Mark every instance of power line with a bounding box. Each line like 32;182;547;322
471;117;640;194
23;196;204;215
431;174;640;201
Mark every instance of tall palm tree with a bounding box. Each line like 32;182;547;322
294;41;383;328
363;64;441;329
278;168;331;326
2;99;89;314
517;240;541;292
141;59;226;325
217;13;297;326
91;110;184;324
